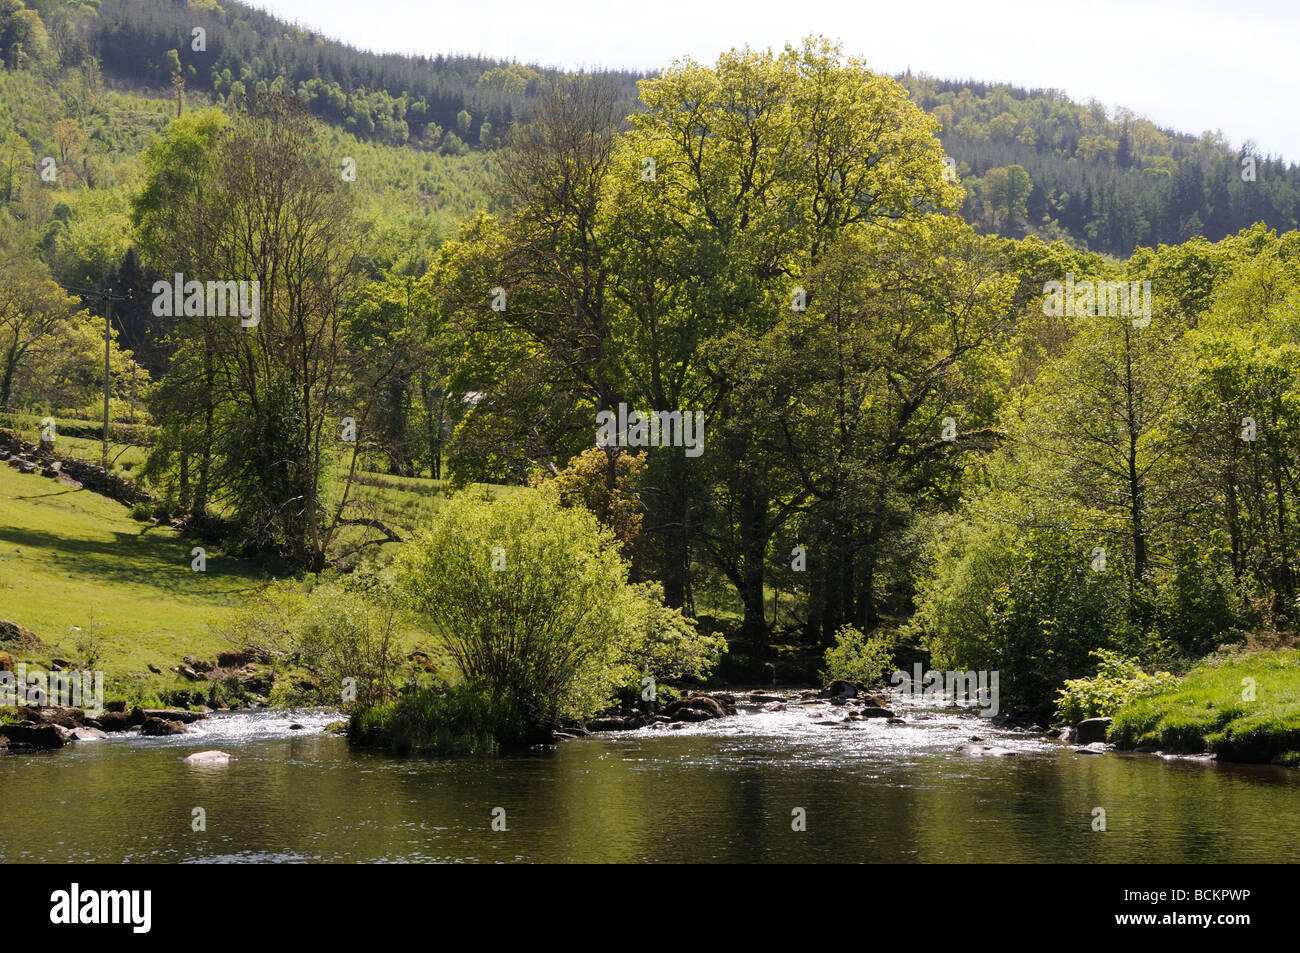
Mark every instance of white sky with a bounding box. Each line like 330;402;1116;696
247;0;1300;162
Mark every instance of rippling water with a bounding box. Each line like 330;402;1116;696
2;693;1296;863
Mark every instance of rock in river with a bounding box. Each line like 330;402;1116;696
140;716;186;737
1073;742;1109;755
0;723;71;748
140;708;206;724
183;750;234;764
957;743;1017;756
1075;717;1112;744
669;706;716;723
859;706;896;718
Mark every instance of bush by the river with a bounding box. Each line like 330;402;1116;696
913;523;1252;721
364;488;724;751
223;569;407;707
1054;649;1177;723
821;625;895;685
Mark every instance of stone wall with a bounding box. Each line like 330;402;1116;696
0;428;154;509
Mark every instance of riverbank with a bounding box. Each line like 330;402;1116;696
1109;650;1300;766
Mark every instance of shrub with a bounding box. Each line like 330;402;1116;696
821;625;895;685
221;572;402;707
223;580;305;669
390;488;723;739
912;515;1019;674
985;532;1140;719
622;580;726;683
1054;648;1178;723
1154;545;1248;659
293;571;402;708
129;502;151;522
350;684;526;755
392;489;634;728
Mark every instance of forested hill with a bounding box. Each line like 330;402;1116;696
6;0;1300;255
904;75;1300;256
90;0;643;151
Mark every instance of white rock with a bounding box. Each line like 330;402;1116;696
183;750;234;764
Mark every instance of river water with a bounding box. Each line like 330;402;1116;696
2;692;1297;863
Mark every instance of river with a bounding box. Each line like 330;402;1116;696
2;691;1297;863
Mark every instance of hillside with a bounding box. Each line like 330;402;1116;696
5;0;1298;262
904;74;1300;255
92;0;643;148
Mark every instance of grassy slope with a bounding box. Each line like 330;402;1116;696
1110;650;1300;764
0;462;277;692
0;448;518;704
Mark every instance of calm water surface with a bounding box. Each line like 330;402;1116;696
3;693;1297;863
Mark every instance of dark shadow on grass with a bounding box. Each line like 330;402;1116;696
0;523;285;593
10;487;85;502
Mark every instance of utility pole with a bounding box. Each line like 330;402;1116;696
94;284;131;470
102;292;110;469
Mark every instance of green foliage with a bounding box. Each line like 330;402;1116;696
224;579;305;671
7;5;1300;731
821;625;895;685
349;684;526;755
623;580;726;683
544;446;646;560
391;488;723;734
224;572;404;707
985;532;1141;717
290;573;403;708
1110;650;1300;763
0;0;55;73
1153;545;1249;658
1055;648;1177;723
912;514;1019;673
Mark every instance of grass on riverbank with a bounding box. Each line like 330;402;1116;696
0;457;472;707
1109;649;1300;765
0;462;284;700
349;685;531;755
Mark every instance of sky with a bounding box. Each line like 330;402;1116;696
247;0;1300;162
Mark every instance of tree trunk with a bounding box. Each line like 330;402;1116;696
738;487;768;637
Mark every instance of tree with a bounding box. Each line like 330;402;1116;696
1168;245;1300;620
0;0;54;71
432;74;626;484
980;164;1032;233
739;216;1014;638
0;258;89;410
616;38;959;631
0;133;34;205
135;96;363;567
1006;274;1185;592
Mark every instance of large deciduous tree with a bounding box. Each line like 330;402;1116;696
135;95;363;567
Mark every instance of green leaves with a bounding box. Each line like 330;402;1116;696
392;488;721;724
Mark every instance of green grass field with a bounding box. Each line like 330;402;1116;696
0;447;510;704
0;462;280;695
